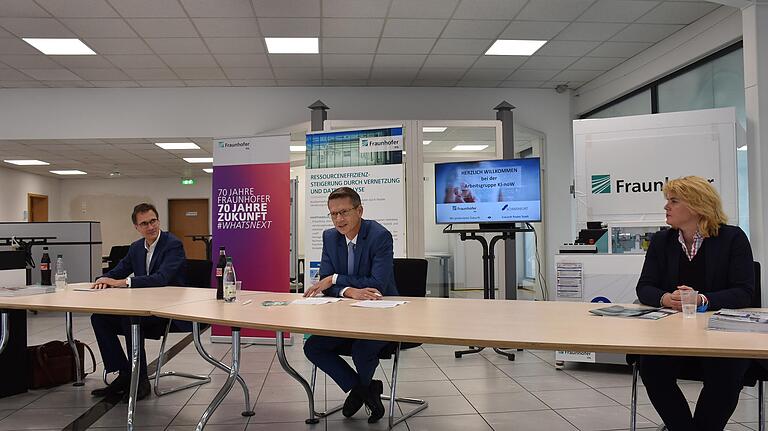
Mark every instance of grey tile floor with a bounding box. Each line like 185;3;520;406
0;311;764;431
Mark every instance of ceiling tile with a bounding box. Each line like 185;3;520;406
180;0;255;17
519;55;576;69
453;0;527;20
137;79;185;87
258;18;320;36
268;54;320;67
382;19;447;38
183;79;230;86
0;38;40;55
174;68;226;79
52;55;115;68
577;0;659;23
229;79;276;85
0;68;32;80
84;38;152;55
412;79;458;86
431;39;492;55
367;79;413;86
472;55;527;69
323;79;367;86
204;37;265;54
159;54;218;67
423;54;477;68
0;18;76;37
462;68;510;80
389;0;460;18
323;54;374;68
417;68;467;80
144;38;210;54
321;38;378;54
271;67;321;80
516;0;594;21
276;79;322;86
128;18;199;38
552;69;603;82
372;54;426;68
251;0;320;17
192;18;261;37
507;68;560;80
87;80;141;87
586;41;652;58
322;18;384;38
71;68;131;80
60;18;137;37
500;21;568;39
22;68;82;80
568;56;625;70
322;67;370;80
0;28;15;38
555;22;626;41
377;38;435;54
369;67;419;80
456;80;500;87
222;67;274;79
108;0;187;18
213;53;269;67
536;41;600;57
0;54;61;69
323;0;389;18
610;24;684;43
0;0;51;17
637;2;720;25
36;0;119;18
442;20;509;39
105;54;166;68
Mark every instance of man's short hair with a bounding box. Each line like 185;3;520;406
131;203;159;225
328;187;361;207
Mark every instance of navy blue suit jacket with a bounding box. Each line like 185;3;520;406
636;224;754;310
103;231;186;288
319;219;398;298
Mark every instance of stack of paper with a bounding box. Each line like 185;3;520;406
350;300;407;309
708;309;768;333
291;297;342;305
0;285;55;297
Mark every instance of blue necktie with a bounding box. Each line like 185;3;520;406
347;242;355;275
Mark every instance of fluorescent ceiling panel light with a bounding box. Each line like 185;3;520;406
265;37;318;54
23;38;96;55
485;39;547;56
423;140;432;145
738;145;748;151
4;159;49;166
50;170;87;175
203;168;213;173
423;127;446;133
290;145;306;152
183;157;213;163
452;145;488;151
155;142;200;150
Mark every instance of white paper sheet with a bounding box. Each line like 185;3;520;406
350;300;407;308
291;297;342;305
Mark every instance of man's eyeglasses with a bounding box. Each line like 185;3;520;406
137;218;159;228
328;207;358;219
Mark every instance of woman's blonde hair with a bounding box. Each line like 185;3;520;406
663;176;727;237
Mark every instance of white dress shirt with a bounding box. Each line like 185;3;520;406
126;231;161;288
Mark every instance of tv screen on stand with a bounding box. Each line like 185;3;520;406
435;158;541;225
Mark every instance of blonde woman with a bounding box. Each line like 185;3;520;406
636;176;754;431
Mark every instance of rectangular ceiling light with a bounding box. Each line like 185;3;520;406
50;170;87;175
23;38;96;55
423;140;432;145
4;159;49;166
265;37;318;54
452;145;489;151
203;168;213;173
485;39;547;56
423;127;446;133
155;142;200;150
183;157;213;163
290;145;306;152
738;145;748;151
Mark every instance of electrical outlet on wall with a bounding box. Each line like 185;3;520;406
81;201;87;214
22;210;28;221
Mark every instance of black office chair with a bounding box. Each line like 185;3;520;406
102;245;130;274
149;259;213;396
309;258;430;428
628;261;766;431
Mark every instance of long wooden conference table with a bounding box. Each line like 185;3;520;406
1;285;768;431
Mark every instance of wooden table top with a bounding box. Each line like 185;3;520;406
153;292;768;359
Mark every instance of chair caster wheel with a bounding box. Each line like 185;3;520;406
242;411;255;417
454;353;462;358
305;418;320;424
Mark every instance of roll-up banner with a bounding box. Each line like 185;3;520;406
211;135;290;343
304;126;406;287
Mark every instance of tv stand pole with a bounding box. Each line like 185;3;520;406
443;226;532;361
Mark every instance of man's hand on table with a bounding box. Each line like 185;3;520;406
343;287;382;300
303;275;333;297
92;277;128;289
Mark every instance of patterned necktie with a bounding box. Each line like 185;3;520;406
347;242;355;275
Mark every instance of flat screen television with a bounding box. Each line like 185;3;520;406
434;158;541;225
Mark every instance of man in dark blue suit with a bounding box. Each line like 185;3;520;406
303;187;397;423
90;203;186;400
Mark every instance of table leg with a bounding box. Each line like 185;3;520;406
126;319;141;431
65;312;84;386
196;327;241;431
275;331;319;425
0;312;9;354
191;323;254;417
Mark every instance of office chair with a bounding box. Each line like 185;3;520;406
102;245;130;274
628;261;766;431
309;258;430;428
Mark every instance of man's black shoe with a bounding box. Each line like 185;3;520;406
121;377;151;403
91;372;129;397
342;385;365;418
365;379;385;424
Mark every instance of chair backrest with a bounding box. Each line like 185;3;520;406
393;258;428;298
184;259;213;288
752;261;762;308
105;245;130;271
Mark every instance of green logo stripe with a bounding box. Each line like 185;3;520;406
591;175;611;194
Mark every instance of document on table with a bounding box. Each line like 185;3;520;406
351;300;407;308
291;297;342;305
73;287;104;292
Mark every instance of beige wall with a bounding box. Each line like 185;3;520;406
0;165;61;222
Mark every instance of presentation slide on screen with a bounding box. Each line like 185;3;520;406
435;158;541;223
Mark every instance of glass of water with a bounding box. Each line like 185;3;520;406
680;289;698;318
